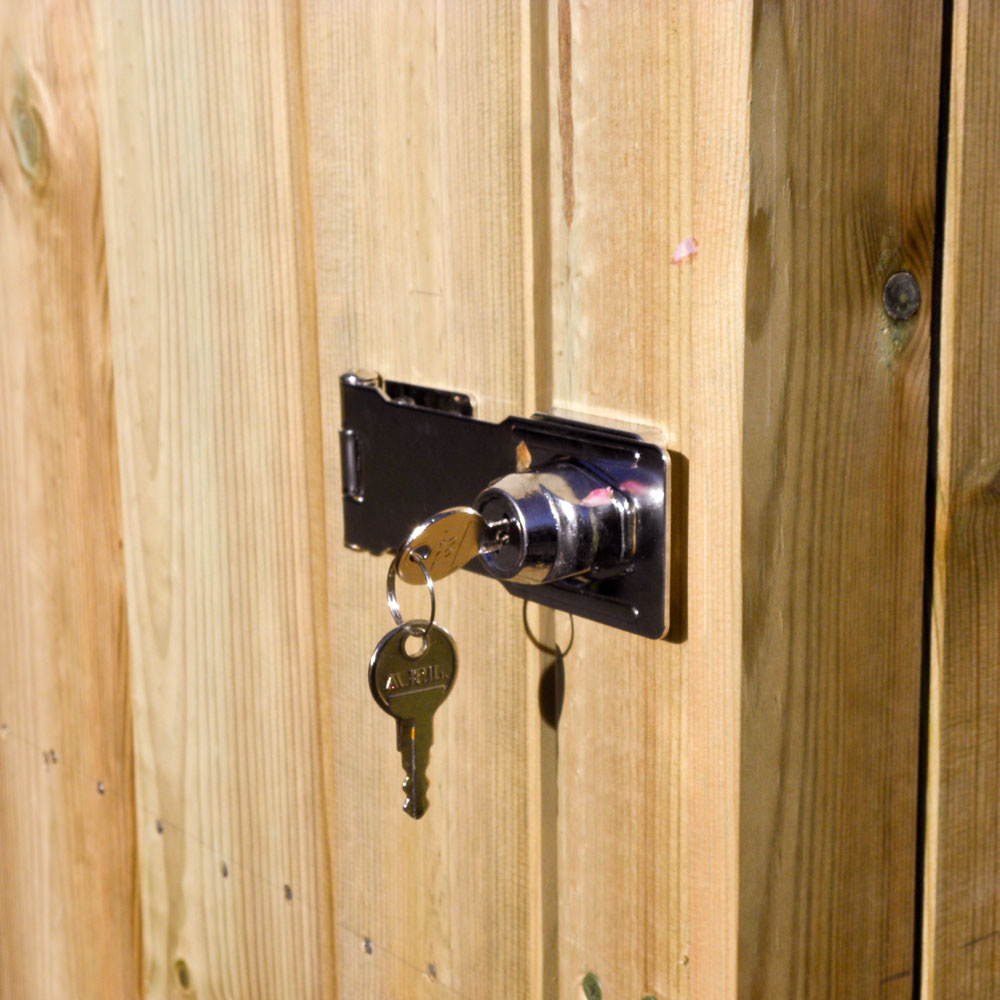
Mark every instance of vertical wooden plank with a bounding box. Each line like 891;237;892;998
92;3;336;997
924;2;1000;996
304;3;545;997
547;5;750;999
742;3;941;998
0;1;140;996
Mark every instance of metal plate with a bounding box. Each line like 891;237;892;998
339;371;678;639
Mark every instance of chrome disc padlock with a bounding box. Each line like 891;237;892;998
473;463;634;585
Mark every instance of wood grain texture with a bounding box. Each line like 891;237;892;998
92;3;336;997
923;2;1000;996
304;3;548;997
742;3;942;998
0;1;140;996
547;5;750;999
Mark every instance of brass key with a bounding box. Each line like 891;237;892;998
397;507;512;585
369;622;457;818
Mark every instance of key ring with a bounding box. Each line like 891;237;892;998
387;546;436;637
522;601;574;658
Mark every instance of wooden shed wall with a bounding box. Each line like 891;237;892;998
0;3;997;1000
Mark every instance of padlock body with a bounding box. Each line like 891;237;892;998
474;463;632;584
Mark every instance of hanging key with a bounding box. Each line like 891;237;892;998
369;621;457;818
396;506;513;585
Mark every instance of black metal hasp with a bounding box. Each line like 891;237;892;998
339;370;673;639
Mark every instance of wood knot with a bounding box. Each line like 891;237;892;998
9;95;48;191
978;463;1000;505
173;958;192;992
956;456;1000;509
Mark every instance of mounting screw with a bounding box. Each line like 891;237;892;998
582;972;602;1000
883;271;921;321
344;369;382;388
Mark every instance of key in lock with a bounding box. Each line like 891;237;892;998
473;462;636;585
396;462;638;587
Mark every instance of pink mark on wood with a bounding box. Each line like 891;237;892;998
671;237;698;263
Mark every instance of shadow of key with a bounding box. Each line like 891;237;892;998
538;650;565;730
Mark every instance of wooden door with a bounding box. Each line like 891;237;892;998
1;3;997;999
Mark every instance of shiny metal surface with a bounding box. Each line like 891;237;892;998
386;547;436;635
397;506;485;584
474;463;634;585
369;621;457;818
340;372;676;638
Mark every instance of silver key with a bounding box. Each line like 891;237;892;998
397;507;511;585
369;622;458;818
